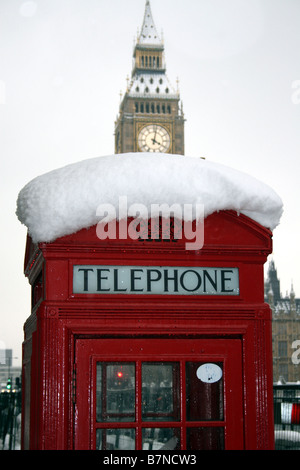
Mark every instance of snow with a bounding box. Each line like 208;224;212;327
128;72;177;99
16;152;283;243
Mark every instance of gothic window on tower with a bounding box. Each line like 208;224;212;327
279;323;287;335
278;341;287;357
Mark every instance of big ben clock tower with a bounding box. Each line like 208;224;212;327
115;1;185;155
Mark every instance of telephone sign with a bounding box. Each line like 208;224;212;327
73;265;239;296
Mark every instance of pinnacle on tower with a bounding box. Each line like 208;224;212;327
266;259;281;302
138;1;162;46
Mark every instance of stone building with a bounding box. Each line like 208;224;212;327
265;260;300;383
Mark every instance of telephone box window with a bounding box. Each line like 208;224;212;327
187;427;224;450
142;428;180;450
186;362;224;421
96;363;135;423
96;428;135;450
142;363;180;422
75;338;244;450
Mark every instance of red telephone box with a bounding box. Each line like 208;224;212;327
21;210;275;450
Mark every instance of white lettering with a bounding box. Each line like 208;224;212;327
127;203;148;240
96;197;205;251
183;203;204;250
103;455;138;467
150;203;182;239
292;340;300;365
96;203;116;239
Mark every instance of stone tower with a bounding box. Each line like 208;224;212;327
114;0;185;155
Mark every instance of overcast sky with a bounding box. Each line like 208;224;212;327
0;0;299;366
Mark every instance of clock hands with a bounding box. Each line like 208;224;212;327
151;126;161;146
152;137;161;146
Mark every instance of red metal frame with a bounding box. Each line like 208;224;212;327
21;210;275;449
75;337;243;450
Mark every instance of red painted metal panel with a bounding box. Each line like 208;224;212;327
21;211;274;449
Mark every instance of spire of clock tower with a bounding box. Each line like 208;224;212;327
138;0;161;46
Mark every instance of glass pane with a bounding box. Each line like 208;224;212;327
186;362;223;421
142;428;181;450
187;427;224;450
96;363;135;422
142;363;180;421
96;429;135;450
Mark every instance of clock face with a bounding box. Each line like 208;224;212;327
138;124;171;153
196;363;223;384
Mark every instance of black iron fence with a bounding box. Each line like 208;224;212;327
0;390;22;450
1;384;300;449
273;384;300;450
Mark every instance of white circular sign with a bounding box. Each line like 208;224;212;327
196;363;222;383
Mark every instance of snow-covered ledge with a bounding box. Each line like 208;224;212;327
16;153;283;243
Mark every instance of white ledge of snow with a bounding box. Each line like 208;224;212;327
16;153;283;243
